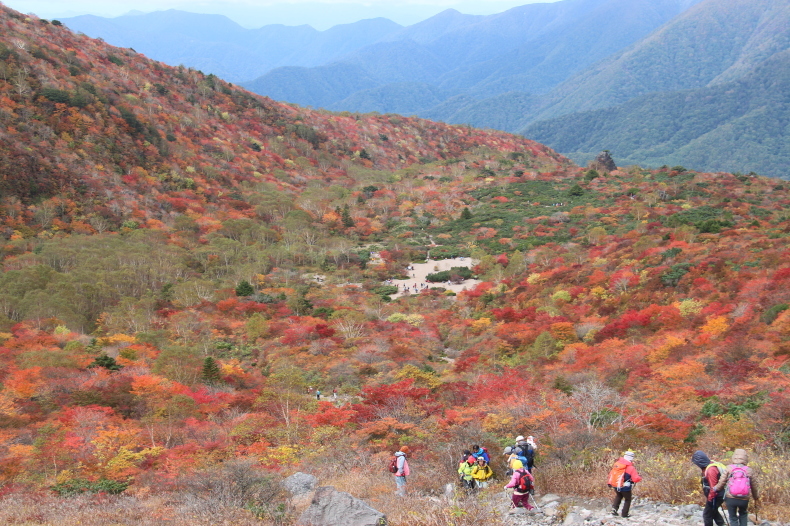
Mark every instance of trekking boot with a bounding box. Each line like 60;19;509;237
611;508;619;516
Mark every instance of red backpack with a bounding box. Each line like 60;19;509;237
516;469;533;492
388;456;399;473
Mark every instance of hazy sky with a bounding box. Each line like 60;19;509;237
5;0;559;29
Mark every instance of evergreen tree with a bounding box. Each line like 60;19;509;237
88;353;122;371
341;205;355;228
202;357;222;384
235;279;254;297
460;207;472;220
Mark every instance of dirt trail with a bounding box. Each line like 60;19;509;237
386;257;480;298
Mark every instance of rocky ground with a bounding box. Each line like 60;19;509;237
500;493;785;526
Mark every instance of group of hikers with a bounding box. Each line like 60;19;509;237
607;448;759;522
456;435;539;509
392;440;760;523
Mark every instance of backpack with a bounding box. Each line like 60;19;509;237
516;469;533;492
608;460;629;489
702;462;726;493
388;456;399;474
727;465;751;498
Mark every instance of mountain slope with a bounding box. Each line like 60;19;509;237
61;10;403;82
524;49;790;178
525;0;790;123
244;0;698;114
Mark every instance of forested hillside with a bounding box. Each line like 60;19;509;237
1;4;790;525
525;49;790;178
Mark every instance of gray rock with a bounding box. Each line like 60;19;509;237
562;512;580;525
298;486;386;526
282;472;319;497
539;493;561;504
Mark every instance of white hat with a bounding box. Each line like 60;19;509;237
515;435;525;442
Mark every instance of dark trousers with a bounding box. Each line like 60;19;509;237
725;497;749;526
612;490;632;517
703;495;725;526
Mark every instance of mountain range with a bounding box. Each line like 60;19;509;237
43;0;790;177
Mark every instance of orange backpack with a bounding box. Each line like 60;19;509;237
608;460;628;488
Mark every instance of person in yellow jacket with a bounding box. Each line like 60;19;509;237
471;456;494;489
458;455;475;491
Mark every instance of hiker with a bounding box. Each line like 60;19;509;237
504;459;534;510
393;446;410;496
608;449;642;518
523;436;537;472
471;456;493;489
512;436;530;466
503;446;520;476
458;453;475;492
471;444;490;463
691;450;726;526
316;390;321;400
332;387;337;399
713;449;760;526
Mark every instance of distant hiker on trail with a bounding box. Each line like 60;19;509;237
503;446;520;476
333;387;337;399
505;459;534;510
471;444;490;463
523;436;537;472
393;446;410;496
714;449;760;526
458;453;475;492
512;436;530;467
472;456;493;489
316;390;321;400
608;449;642;518
692;450;726;526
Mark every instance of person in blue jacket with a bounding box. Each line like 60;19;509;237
471;444;490;463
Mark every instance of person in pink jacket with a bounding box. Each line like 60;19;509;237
504;459;534;510
394;446;410;496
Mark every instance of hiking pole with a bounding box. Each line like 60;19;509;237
529;491;541;512
718;503;730;526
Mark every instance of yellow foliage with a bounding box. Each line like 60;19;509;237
656;359;706;387
220;359;245;378
676;299;704;317
482;411;515;436
701;315;729;337
396;364;442;390
647;334;686;364
260;445;299;466
470;317;492;333
108;333;137;345
526;273;545;285
591;286;608;299
714;414;762;450
103;446;163;479
550;322;576;342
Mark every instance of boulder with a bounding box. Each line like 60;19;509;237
282;472;318;497
298;486;386;526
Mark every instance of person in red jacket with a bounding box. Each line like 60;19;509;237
692;450;726;526
608;450;642;518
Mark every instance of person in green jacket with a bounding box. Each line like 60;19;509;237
458;454;475;491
